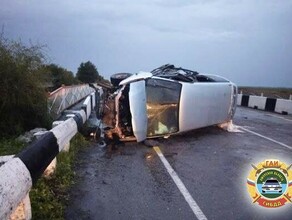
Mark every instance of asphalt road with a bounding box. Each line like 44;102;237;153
65;107;292;220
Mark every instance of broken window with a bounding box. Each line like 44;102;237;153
146;78;181;136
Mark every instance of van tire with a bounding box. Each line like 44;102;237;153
110;73;132;87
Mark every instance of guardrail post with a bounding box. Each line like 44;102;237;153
43;121;70;178
9;194;31;220
34;130;58;178
52;121;70;152
0;156;32;220
36;122;61;179
290;95;292;100
43;157;57;178
1;91;94;218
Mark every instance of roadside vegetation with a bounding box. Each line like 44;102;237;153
0;34;105;218
0;34;108;138
239;87;292;99
0;138;26;155
0;36;51;136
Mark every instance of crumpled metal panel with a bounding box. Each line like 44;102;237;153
48;84;95;119
129;81;147;142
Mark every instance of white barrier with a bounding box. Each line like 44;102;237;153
275;99;292;114
0;158;32;219
83;96;92;120
91;92;96;109
237;94;242;106
248;96;267;110
237;94;292;115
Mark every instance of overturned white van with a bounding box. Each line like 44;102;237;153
102;64;237;142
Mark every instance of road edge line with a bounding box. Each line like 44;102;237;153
153;146;208;220
265;113;292;122
239;126;292;150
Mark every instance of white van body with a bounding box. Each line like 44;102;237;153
114;69;237;142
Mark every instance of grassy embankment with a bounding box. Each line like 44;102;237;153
0;133;88;219
238;87;292;99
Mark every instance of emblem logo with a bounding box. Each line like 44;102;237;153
247;159;292;208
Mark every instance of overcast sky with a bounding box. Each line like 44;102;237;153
1;0;291;87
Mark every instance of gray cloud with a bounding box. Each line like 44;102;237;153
1;0;291;87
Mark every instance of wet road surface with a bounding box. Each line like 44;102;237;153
66;107;292;220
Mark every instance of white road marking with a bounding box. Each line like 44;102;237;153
238;126;292;150
153;146;208;220
265;113;292;122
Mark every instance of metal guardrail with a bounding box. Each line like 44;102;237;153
48;84;95;119
0;91;97;219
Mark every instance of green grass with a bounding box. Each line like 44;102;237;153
0;133;89;220
0;138;26;155
30;133;88;220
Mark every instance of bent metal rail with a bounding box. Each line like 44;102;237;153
0;91;97;219
48;84;96;119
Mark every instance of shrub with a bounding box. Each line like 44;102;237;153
0;35;51;136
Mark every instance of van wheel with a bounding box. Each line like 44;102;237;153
110;73;132;87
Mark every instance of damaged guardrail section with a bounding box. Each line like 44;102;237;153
237;94;292;115
48;84;95;119
0;91;97;219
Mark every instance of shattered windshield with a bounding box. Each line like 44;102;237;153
146;78;181;136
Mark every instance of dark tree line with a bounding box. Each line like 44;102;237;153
45;61;106;91
44;64;79;90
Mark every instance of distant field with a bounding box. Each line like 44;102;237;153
238;87;292;99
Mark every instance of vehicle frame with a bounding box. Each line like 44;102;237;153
101;64;237;142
